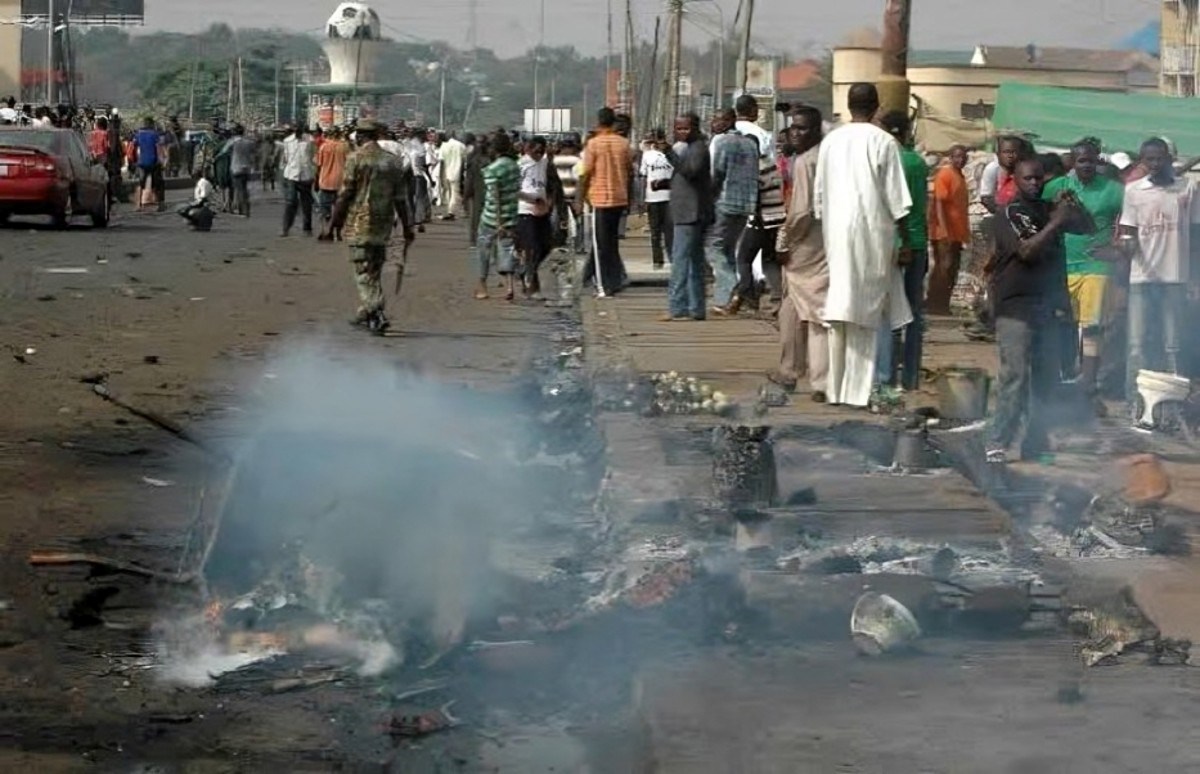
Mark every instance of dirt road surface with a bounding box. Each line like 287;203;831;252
4;194;1200;772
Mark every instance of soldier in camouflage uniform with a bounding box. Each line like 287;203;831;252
331;120;416;335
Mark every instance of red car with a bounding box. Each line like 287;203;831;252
0;127;110;228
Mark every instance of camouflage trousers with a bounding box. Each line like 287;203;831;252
351;244;392;318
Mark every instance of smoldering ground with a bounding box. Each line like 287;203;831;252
162;342;559;676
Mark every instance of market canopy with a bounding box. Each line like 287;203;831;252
992;82;1200;157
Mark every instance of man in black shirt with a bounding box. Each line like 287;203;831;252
986;158;1092;463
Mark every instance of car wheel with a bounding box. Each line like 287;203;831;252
0;211;9;226
50;206;68;229
91;193;110;228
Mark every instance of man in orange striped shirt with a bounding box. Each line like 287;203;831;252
579;107;632;297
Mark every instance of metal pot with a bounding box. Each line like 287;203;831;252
937;367;991;421
893;427;930;470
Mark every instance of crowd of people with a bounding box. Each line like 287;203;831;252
9;87;1195;465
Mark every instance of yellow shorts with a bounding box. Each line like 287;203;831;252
1068;274;1108;329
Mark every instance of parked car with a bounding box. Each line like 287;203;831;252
0;127;110;228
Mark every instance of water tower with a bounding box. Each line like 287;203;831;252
301;2;418;129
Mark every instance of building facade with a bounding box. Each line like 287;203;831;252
833;45;1160;122
1161;0;1199;96
0;0;21;98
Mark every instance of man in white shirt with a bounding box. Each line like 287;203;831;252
0;97;17;124
814;83;912;407
280;124;316;237
438;131;467;220
640;130;675;268
553;135;583;252
734;94;774;164
1118;137;1200;409
518;136;552;297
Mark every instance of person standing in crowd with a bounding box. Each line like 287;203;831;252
226;124;257;217
133;116;165;212
1042;138;1125;411
726;114;786;318
659;113;712;322
280;124;316;237
734;93;775;164
927;144;970;315
814;83;912;408
463;134;491;249
877;111;930;391
425;130;443;211
640;128;675;269
553;135;583;252
770;105;829;401
259;132;280;192
517;136;553;298
987;157;1092;463
330;120;415;336
708;107;759;314
407;128;433;231
88;116;110;164
981;135;1027;214
439;131;467;220
473;130;521;301
579;107;633;297
316;126;351;240
1118;137;1200;418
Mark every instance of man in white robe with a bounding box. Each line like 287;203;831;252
814;83;913;407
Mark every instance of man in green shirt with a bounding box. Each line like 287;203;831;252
474;131;521;300
877;112;930;390
1042;138;1124;404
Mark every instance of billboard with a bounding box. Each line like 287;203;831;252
21;0;144;22
523;109;572;133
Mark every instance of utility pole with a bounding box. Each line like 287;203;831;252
605;0;613;102
237;56;246;124
226;61;234;124
533;0;544;132
879;0;913;116
623;0;635;132
188;60;198;125
274;59;281;126
665;0;683;124
466;0;478;51
737;0;755;93
46;0;55;105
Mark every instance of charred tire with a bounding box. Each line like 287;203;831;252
90;193;110;228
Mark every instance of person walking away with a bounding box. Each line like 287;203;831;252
259;133;280;191
814;83;913;407
226;125;257;217
280;125;316;237
425;130;443;211
769;105;830;401
463;135;491;249
877;111;930;391
659;113;712;321
408;128;433;230
517;137;553;297
640;129;675;269
472;131;521;300
986;157;1093;462
927;144;970;315
726;126;786;317
1042;138;1125;414
439;131;467;220
133;117;164;212
708;107;759;313
1118;137;1200;422
553;135;583;252
330;120;415;336
316;127;351;239
579;108;633;297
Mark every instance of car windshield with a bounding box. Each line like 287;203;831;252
0;130;59;153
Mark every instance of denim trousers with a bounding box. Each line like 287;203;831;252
705;211;749;307
875;250;928;389
1126;282;1185;402
473;223;516;280
988;310;1060;455
668;223;707;319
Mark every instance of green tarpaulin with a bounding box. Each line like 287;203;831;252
992;82;1200;157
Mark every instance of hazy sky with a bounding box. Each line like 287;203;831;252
143;0;1155;58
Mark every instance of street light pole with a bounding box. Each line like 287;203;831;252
46;0;55;104
880;0;913;115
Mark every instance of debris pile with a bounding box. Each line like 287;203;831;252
645;372;736;417
1069;590;1192;667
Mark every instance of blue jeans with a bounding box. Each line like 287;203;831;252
875;250;929;388
473;223;516;280
705;212;748;307
1126;282;1185;401
988;310;1059;455
668;223;707;319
